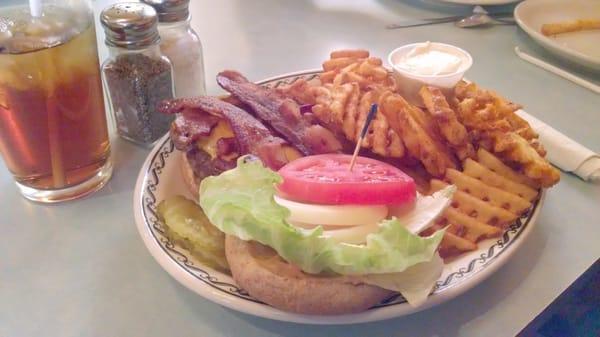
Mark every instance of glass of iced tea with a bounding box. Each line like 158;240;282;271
0;0;112;203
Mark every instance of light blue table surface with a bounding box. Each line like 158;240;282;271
1;1;599;336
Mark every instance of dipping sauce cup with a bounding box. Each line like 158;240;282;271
388;42;473;106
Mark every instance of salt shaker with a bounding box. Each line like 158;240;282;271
141;0;206;97
100;3;175;146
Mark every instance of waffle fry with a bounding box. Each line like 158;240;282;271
476;148;540;188
312;52;407;158
419;86;474;161
453;81;559;187
342;83;361;141
463;158;538;201
442;207;502;241
320;70;336;84
493;132;560;187
323;57;362;72
431;179;517;227
380;92;458;177
358;59;388;80
445;168;531;214
357;89;406;157
425;149;541;258
425;223;478;256
439;231;478;255
319;51;397;91
315;50;472;177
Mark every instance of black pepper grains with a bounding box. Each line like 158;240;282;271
103;53;175;145
100;2;176;146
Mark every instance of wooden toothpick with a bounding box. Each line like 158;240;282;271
349;103;378;171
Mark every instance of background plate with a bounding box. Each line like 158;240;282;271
515;0;600;70
432;0;520;5
133;70;544;325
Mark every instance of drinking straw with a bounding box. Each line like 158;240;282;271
44;50;66;188
47;97;66;188
29;0;42;17
28;0;67;188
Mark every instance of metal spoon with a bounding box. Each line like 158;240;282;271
455;12;514;28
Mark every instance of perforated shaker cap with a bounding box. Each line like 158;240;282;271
100;3;160;49
140;0;190;23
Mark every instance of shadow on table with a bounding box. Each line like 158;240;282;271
81;136;151;200
221;223;548;337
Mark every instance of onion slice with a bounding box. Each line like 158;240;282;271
323;186;455;243
274;195;388;226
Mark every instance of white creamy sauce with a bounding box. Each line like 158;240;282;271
395;42;464;76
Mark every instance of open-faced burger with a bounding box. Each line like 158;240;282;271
198;154;454;315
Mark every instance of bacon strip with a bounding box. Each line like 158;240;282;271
167;109;220;151
159;96;293;170
217;70;344;155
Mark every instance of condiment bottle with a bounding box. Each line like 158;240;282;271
141;0;206;97
100;3;175;146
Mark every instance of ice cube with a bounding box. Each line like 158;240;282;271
0;5;88;54
0;17;12;33
0;20;13;53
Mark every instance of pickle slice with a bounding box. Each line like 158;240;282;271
157;196;229;272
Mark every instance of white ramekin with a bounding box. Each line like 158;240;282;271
387;42;473;106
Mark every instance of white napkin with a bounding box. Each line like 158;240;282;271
516;110;600;182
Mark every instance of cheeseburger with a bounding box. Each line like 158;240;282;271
157;71;453;315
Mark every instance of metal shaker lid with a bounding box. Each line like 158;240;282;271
140;0;190;23
100;3;160;49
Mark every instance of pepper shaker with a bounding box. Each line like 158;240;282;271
100;3;175;146
141;0;206;97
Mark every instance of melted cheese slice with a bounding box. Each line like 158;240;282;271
197;120;235;159
283;146;302;162
196;120;302;162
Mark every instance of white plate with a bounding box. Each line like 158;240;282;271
133;70;545;325
432;0;520;5
515;0;600;70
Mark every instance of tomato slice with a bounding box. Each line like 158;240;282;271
277;154;416;205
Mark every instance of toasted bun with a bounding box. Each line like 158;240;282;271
183;152;393;314
225;235;394;315
181;154;200;200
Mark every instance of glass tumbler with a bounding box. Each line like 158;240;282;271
0;0;112;203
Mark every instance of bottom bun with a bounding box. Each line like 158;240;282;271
180;154;200;200
225;235;394;315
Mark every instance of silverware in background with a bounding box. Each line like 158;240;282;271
386;10;514;29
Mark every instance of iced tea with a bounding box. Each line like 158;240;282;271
0;5;111;201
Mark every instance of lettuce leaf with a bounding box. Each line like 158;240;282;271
199;157;448;276
357;253;443;306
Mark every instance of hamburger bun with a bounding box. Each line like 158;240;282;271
181;153;394;314
225;235;394;315
180;154;200;200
